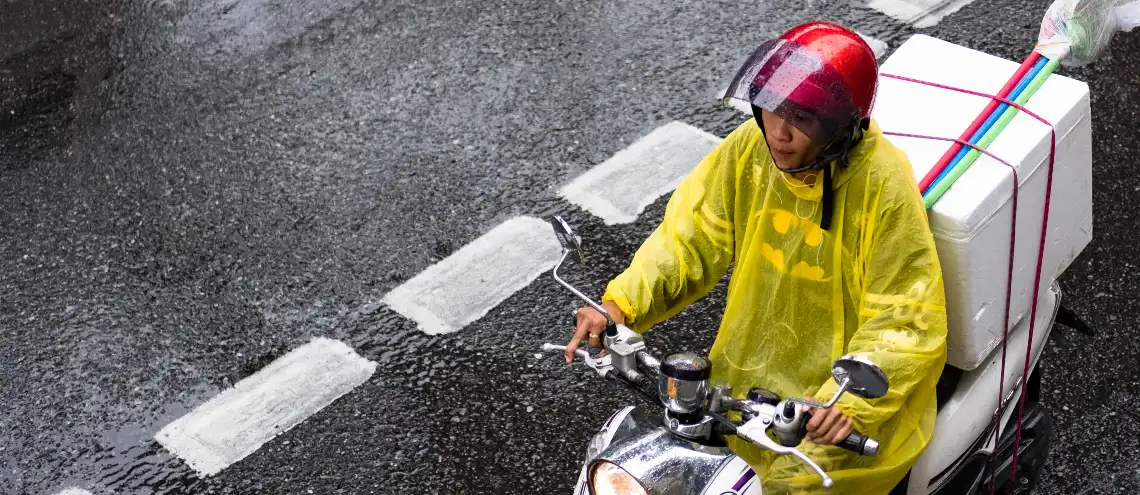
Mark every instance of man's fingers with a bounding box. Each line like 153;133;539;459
565;319;590;362
807;407;845;444
814;407;841;437
583;310;603;349
805;408;854;446
806;408;824;431
830;418;853;445
567;308;605;362
805;409;824;442
563;339;578;363
587;332;602;348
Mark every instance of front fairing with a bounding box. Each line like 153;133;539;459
574;406;761;495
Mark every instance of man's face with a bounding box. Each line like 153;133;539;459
760;109;824;172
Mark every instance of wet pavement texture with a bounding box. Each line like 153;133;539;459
1;0;1139;493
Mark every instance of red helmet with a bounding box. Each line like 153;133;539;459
723;21;879;144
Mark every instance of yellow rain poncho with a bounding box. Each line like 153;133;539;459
601;117;948;494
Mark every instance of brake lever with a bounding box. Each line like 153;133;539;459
540;343;613;378
736;417;834;489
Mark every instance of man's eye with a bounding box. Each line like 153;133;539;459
792;116;819;132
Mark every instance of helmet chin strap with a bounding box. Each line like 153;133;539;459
753;107;867;230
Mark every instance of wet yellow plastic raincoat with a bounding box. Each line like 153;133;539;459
601;117;948;494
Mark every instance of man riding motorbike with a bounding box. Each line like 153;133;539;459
564;21;948;494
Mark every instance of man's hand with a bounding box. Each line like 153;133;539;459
805;403;853;446
564;300;626;363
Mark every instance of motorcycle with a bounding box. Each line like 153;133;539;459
539;215;1093;494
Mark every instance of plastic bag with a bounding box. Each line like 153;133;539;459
1118;1;1140;30
1036;0;1140;66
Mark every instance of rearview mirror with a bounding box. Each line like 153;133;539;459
549;215;582;265
547;216;613;327
831;355;889;400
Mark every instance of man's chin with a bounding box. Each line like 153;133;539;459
772;159;801;172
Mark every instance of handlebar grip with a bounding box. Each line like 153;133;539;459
837;432;879;456
799;410;878;456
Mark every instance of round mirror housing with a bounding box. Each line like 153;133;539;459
831;355;889;399
549;215;582;264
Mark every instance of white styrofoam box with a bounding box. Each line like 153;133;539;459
873;35;1092;370
912;283;1060;487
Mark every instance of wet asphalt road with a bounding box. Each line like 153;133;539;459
2;0;1140;493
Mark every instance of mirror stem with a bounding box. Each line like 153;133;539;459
823;378;850;409
552;250;615;327
790;377;851;410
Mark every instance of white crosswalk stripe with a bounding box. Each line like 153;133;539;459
155;338;377;476
558;121;722;225
382;216;563;335
866;0;981;27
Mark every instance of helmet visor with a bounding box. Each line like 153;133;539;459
722;39;858;144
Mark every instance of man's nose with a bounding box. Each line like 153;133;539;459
771;120;794;142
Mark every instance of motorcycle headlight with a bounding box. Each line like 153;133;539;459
584;430;607;462
590;461;648;495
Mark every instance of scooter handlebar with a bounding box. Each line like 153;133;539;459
798;409;879;457
837;432;879;457
541;342;583;357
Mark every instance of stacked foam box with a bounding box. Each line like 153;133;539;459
872;35;1093;370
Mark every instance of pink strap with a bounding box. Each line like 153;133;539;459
882;73;1052;127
